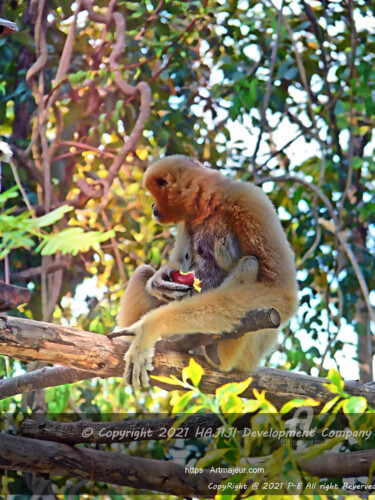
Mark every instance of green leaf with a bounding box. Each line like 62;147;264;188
36;228;115;256
324;368;347;396
0;186;18;206
342;396;367;416
34;205;73;228
172;391;195;413
216;377;252;400
320;396;340;414
150;375;184;386
220;393;243;414
367;459;375;487
196;448;232;469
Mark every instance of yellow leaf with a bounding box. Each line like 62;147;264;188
150;375;183;386
182;358;204;387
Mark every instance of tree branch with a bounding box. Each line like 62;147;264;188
0;366;96;399
0;283;31;311
0;433;226;498
20;414;226;443
1;315;375;408
0;432;374;500
10;257;72;281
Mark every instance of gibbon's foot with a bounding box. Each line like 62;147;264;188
147;269;192;302
124;344;155;388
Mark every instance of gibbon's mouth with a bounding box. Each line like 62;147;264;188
152;202;162;221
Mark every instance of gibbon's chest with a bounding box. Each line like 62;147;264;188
184;217;241;292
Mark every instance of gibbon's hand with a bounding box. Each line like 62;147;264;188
146;267;192;302
108;319;154;388
123;324;154;388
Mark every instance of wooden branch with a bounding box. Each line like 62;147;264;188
0;433;226;498
0;283;31;311
10;257;72;281
1;431;374;500
302;449;375;478
21;414;225;443
0;366;97;399
1;315;375;409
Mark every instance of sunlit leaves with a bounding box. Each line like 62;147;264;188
35;227;115;256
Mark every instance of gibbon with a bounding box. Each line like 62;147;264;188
114;155;298;388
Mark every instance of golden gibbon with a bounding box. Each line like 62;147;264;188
114;155;298;388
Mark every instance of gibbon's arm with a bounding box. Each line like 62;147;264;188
117;225;191;329
121;267;297;388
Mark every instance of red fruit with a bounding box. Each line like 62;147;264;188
170;270;195;286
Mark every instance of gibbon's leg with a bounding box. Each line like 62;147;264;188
220;255;259;289
123;281;298;387
203;255;273;370
117;265;165;329
205;329;279;371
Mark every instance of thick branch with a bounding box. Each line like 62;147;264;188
302;449;375;478
1;315;375;408
21;414;225;443
0;433;226;498
1;432;374;498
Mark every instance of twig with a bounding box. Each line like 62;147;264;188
250;0;285;181
54;0;83;84
0;365;96;399
100;207;126;284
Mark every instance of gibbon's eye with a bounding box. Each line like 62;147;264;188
156;177;168;187
197;246;204;256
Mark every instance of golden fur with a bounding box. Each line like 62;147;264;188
117;155;298;387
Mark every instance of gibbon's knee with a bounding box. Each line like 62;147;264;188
221;256;259;289
117;265;164;329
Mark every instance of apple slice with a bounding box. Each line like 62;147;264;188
170;270;202;293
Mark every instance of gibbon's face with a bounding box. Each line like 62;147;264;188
144;156;210;225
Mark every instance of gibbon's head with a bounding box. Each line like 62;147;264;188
144;155;217;224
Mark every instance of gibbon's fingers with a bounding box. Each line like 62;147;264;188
124;358;134;386
124;345;154;388
151;279;191;293
147;274;192;302
159;291;191;302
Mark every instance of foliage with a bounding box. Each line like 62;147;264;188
0;187;114;259
153;360;375;498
